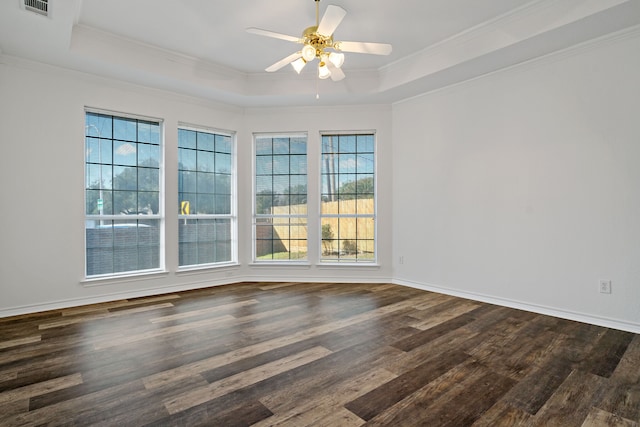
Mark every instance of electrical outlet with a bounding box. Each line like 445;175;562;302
599;280;612;294
399;256;404;265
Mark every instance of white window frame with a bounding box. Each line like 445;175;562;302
177;124;237;269
319;131;377;264
84;108;165;279
252;132;309;263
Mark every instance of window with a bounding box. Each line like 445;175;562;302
85;111;162;277
178;127;235;267
254;134;307;261
321;133;375;262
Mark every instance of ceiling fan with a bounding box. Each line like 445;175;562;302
247;0;392;81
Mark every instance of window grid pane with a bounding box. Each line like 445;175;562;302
254;135;307;261
321;134;375;262
85;112;162;277
178;128;235;267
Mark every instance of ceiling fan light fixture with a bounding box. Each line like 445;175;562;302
318;62;331;79
291;57;307;74
302;44;316;62
328;52;344;68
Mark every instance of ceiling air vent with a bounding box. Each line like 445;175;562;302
22;0;48;16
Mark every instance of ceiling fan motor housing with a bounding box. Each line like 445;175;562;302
302;26;335;60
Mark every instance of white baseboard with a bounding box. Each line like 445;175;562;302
2;277;638;335
0;277;241;319
393;278;640;334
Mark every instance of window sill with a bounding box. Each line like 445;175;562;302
81;269;169;287
316;262;380;269
176;262;240;276
249;262;312;269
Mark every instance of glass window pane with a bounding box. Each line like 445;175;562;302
273;138;289;154
196;194;215;214
290;155;307;174
179;193;197;214
256;156;273;175
197;131;215;151
86;113;112;139
179;171;197;193
215;153;232;174
338;154;356;173
339;135;356;153
357;134;374;153
215;174;231;194
197;172;215;194
256;194;273;215
272;175;289;195
256;138;272;155
138;121;160;144
114;141;137;166
256;175;273;194
113;166;137;190
197;151;215;172
113;117;137;142
290;137;306;154
138;192;159;214
138;144;160;167
179;148;197;171
138;168;159;191
215;195;231;215
273;155;290;174
216;134;232;153
357;153;374;173
178;129;197;149
113;190;137;214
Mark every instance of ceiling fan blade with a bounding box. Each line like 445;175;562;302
317;5;347;36
334;41;393;55
265;52;303;72
326;62;345;81
246;27;301;43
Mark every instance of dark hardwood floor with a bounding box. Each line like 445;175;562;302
1;282;638;426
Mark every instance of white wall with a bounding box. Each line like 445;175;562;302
392;31;640;332
0;57;392;316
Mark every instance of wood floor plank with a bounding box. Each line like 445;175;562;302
142;294;426;390
409;300;481;330
0;373;83;405
581;329;636;378
39;303;175;330
0;335;41;350
0;282;637;426
163;346;333;414
345;349;470;421
581;407;639;427
149;298;259;323
257;368;395;426
364;359;515;426
598;382;640;423
470;401;533;426
92;314;236;350
256;342;404;414
60;294;181;316
530;369;608;426
612;335;640;384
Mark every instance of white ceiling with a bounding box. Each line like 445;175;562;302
1;0;639;107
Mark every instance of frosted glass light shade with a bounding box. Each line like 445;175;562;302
318;63;331;79
328;52;344;68
302;45;316;62
291;58;307;74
